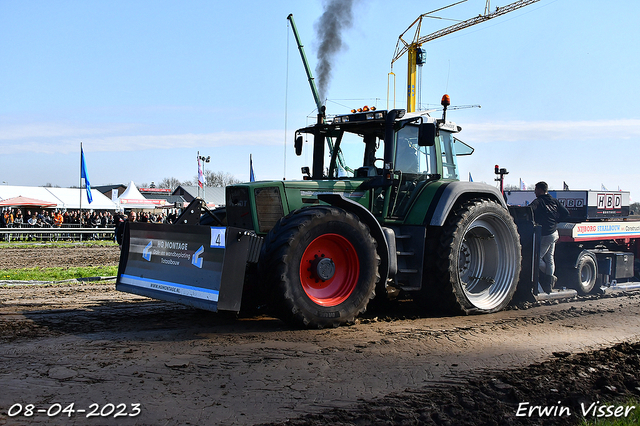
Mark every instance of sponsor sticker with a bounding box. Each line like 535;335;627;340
210;227;226;248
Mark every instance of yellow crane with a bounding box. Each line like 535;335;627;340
391;0;540;112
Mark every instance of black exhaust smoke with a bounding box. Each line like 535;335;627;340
314;0;359;103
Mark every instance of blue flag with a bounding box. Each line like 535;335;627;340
250;154;255;182
468;172;473;182
81;146;93;204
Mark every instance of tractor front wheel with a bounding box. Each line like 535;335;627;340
261;206;379;328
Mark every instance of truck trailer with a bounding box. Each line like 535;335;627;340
506;189;640;295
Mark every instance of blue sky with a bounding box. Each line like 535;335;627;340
2;0;639;199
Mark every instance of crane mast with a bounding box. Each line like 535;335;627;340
391;0;540;112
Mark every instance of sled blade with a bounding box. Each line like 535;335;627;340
116;222;255;313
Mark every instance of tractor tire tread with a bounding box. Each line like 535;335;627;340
260;206;379;328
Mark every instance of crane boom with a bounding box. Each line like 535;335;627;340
391;0;540;112
392;0;540;65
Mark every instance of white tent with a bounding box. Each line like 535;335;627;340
48;187;118;210
0;185;118;210
0;186;61;204
118;181;166;209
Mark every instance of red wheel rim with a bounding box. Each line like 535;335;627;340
300;233;360;307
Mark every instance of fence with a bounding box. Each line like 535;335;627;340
0;224;115;242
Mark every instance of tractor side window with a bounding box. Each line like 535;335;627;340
418;145;437;175
439;131;459;180
389;125;437;218
395;125;435;175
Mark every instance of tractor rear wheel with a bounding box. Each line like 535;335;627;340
261;206;379;328
425;199;521;314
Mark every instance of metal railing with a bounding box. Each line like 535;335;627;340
0;225;115;242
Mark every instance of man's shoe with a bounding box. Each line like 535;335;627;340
539;273;553;294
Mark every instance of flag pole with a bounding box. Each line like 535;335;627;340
80;142;83;226
250;154;255;182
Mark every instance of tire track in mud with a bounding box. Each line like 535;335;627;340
0;282;638;345
258;339;640;426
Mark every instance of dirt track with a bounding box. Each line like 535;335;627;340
1;246;640;425
0;245;119;270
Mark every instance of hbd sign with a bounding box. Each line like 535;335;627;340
559;198;585;208
597;193;622;210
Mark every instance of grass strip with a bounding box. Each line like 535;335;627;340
0;266;118;281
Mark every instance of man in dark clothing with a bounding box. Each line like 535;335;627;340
529;181;570;293
115;211;136;245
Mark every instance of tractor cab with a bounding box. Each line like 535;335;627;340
294;100;473;220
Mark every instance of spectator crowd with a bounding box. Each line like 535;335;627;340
1;208;180;229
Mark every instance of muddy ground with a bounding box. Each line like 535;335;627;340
0;245;119;271
0;245;640;425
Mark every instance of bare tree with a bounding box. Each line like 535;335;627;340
158;177;182;190
152;172;239;192
206;170;241;187
504;184;520;191
191;171;241;187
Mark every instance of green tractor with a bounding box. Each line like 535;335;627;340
117;96;522;328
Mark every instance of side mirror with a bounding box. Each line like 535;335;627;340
295;135;303;156
301;166;311;179
418;122;436;146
